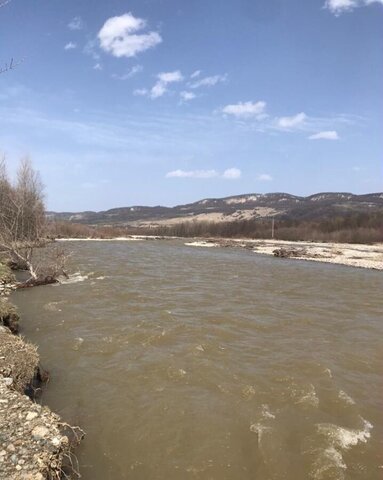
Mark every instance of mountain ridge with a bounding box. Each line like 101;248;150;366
47;192;383;226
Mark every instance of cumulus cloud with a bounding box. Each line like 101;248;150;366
258;174;273;181
64;42;77;50
166;168;241;179
166;169;218;179
190;74;227;89
222;101;267;119
68;16;84;30
98;12;162;58
325;0;383;14
309;130;339;140
112;65;143;80
222;168;241;179
93;63;103;71
325;0;357;13
277;112;307;129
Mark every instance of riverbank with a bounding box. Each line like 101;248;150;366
56;235;174;242
0;263;82;479
186;238;383;270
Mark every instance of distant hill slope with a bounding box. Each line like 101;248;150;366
47;192;383;226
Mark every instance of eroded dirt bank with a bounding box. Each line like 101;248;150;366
0;265;83;479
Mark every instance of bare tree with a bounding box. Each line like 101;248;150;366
0;157;69;286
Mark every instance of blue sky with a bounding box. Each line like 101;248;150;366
0;0;382;211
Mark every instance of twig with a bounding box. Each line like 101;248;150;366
0;57;23;75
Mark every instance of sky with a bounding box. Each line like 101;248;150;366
0;0;382;211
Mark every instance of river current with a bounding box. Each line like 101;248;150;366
13;240;382;479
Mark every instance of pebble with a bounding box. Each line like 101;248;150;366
26;411;38;421
2;377;13;387
51;437;61;447
31;426;49;440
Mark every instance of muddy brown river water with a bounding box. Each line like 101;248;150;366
13;240;383;479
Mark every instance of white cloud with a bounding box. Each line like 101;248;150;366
190;70;201;78
148;70;183;99
68;16;84;30
166;169;218;179
277;112;307;129
158;71;183;83
325;0;383;14
93;63;103;71
180;91;196;101
222;101;267;119
352;166;361;171
64;42;77;51
258;174;273;181
325;0;357;13
150;82;167;99
223;168;241;179
190;74;227;89
309;130;339;140
112;65;143;80
98;12;162;58
166;168;241;179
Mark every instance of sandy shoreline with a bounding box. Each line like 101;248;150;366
57;236;383;270
56;235;173;242
186;238;383;270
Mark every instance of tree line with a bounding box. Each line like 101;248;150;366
0;157;68;286
51;210;383;244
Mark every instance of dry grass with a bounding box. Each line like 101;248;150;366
0;261;15;284
0;297;19;332
0;327;39;392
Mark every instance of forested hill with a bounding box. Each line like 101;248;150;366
48;192;383;226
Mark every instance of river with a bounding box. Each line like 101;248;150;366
12;239;383;479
